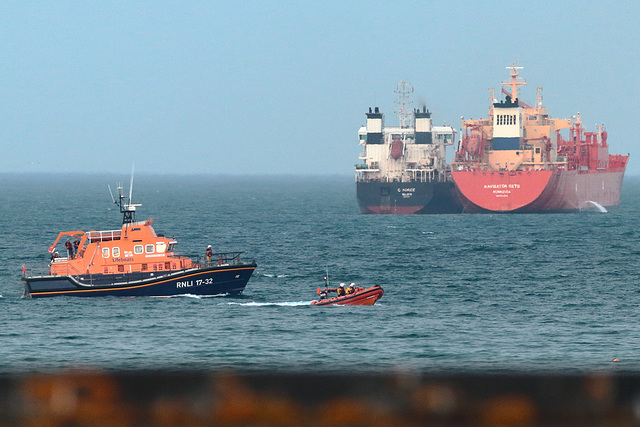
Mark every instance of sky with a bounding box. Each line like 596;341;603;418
0;1;638;176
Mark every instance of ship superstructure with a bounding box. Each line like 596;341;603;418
451;64;628;213
355;82;462;214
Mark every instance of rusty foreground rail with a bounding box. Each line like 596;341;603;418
1;370;640;426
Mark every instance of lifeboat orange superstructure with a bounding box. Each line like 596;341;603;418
48;218;195;278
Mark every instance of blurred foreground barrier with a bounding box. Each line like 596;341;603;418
0;370;639;426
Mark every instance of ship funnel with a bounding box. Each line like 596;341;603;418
414;106;432;144
366;107;384;145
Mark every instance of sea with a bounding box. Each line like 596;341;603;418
2;173;640;375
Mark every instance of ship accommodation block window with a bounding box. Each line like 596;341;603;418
102;248;109;258
496;114;517;126
156;242;166;253
145;244;155;253
134;245;143;254
141;263;147;271
113;247;120;257
118;265;124;272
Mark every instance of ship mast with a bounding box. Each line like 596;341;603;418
394;81;414;128
109;169;141;226
502;63;526;101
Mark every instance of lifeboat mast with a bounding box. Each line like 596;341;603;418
109;172;141;226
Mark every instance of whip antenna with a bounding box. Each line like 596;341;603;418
129;164;135;205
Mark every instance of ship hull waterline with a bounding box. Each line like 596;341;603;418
451;169;626;213
23;263;257;298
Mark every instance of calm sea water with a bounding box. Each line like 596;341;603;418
1;173;640;374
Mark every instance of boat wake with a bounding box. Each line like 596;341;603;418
152;293;228;299
228;301;313;307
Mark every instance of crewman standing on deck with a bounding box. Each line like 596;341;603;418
65;239;74;259
206;245;213;263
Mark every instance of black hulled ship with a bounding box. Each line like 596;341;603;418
355;82;463;214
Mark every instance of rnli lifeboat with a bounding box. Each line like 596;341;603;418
21;181;257;298
311;285;384;306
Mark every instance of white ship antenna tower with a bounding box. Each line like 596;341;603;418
394;81;414;128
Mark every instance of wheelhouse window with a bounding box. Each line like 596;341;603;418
156;242;166;253
112;247;120;257
145;244;155;253
102;248;110;258
134;245;143;254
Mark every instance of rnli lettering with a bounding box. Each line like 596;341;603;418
176;278;213;288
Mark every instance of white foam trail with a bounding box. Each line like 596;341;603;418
151;293;226;299
228;301;313;307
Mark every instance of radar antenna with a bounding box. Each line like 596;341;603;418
394;81;414;128
502;62;526;101
110;166;141;225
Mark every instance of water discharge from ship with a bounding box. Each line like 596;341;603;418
583;200;607;213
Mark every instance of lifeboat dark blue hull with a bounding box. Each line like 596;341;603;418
22;263;257;298
311;285;384;306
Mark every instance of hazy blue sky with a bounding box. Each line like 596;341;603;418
1;1;638;176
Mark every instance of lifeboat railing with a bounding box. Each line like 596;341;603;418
23;260;84;280
87;229;122;242
191;251;247;268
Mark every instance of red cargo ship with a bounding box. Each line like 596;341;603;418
451;64;628;213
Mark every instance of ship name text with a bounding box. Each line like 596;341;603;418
483;184;520;189
398;188;415;199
